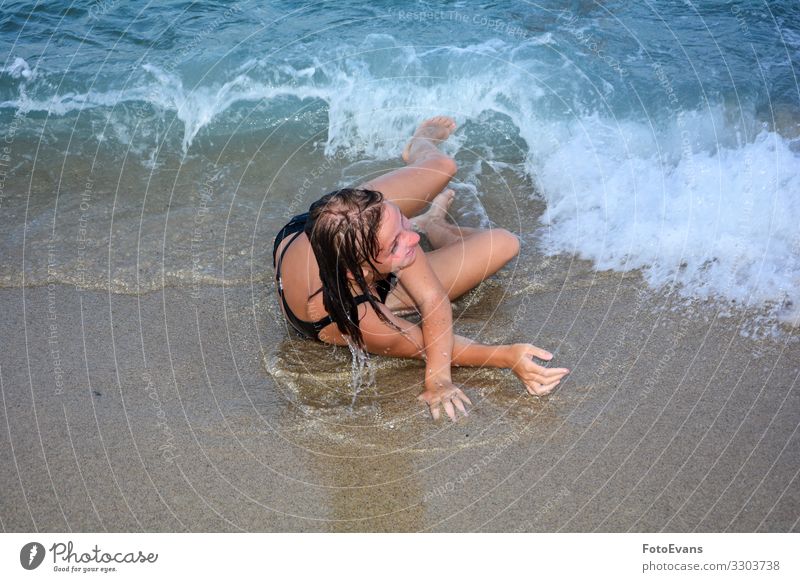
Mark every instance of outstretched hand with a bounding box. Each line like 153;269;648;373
509;343;570;396
418;380;472;421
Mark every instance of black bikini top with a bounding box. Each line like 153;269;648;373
274;229;395;340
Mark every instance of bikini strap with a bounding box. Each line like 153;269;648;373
275;231;303;290
310;293;372;335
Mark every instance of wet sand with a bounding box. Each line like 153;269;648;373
2;250;798;532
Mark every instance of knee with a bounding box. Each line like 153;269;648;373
426;154;457;179
491;229;520;263
440;155;458;179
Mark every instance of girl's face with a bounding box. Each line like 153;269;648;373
374;202;421;274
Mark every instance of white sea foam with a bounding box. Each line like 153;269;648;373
529;112;800;325
3;57;34;80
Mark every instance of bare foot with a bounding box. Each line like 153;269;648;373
402;116;457;163
412;188;455;233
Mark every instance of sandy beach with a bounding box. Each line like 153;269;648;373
2;249;797;532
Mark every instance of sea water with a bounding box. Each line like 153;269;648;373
1;0;798;328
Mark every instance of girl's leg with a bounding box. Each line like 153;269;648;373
409;189;483;249
359;116;458;218
424;228;520;300
385;190;520;310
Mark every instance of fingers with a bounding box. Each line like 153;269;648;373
443;399;456;421
542;368;570;381
523;369;569;386
538;380;561;394
527;379;561;396
526;373;568;391
532;361;569;374
441;389;471;421
528;363;570;380
419;388;471;421
452;394;468;416
526;345;553;361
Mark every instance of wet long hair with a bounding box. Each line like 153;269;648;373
304;188;397;349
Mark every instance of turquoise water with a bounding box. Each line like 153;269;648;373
3;1;797;151
1;0;799;327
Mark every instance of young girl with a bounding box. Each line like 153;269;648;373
273;116;569;421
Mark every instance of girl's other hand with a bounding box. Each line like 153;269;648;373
509;343;570;396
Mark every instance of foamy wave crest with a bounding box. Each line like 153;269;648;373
0;63;332;155
313;35;547;158
140;65;333;154
2;57;35;80
527;110;800;327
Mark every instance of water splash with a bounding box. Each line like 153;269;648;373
346;338;376;408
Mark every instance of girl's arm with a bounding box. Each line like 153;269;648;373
394;253;452;381
450;337;569;396
358;250;569;419
359;307;569;394
387;249;464;419
357;303;570;418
